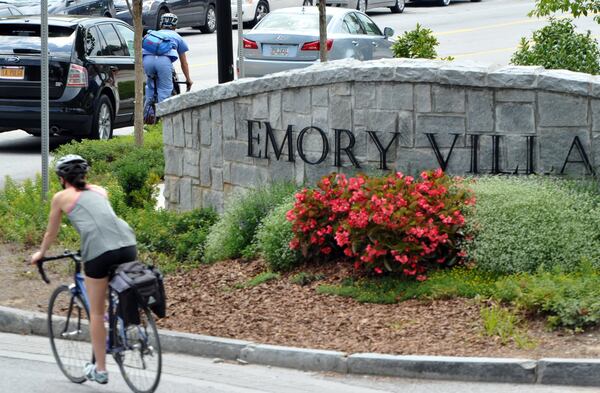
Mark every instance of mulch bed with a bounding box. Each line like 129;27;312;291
159;258;600;359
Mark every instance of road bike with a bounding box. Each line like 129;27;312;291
144;71;189;125
37;250;162;393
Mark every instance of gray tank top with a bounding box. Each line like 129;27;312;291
67;188;136;262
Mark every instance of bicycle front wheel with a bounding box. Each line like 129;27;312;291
114;307;162;393
48;285;92;383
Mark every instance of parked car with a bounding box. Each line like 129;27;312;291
6;0;116;17
0;16;136;139
0;4;23;16
232;0;309;26
114;0;216;33
240;7;393;77
411;0;480;6
325;0;404;13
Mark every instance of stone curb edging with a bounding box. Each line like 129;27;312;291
156;58;600;117
1;305;599;387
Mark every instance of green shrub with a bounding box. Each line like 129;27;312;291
127;207;218;263
465;176;600;274
290;272;325;286
391;23;439;59
235;272;280;288
204;183;296;263
480;304;535;348
511;18;600;74
255;200;302;271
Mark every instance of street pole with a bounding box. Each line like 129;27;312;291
216;1;234;83
237;0;245;78
318;0;327;63
41;0;49;198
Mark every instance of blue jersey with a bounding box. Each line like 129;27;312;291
142;29;189;63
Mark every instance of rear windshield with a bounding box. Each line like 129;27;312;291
256;13;332;31
0;24;75;55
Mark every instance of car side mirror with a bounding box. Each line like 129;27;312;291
384;27;394;38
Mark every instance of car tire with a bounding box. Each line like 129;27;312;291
155;8;167;31
91;95;113;140
470;0;481;2
199;4;216;33
438;0;451;5
390;0;404;13
251;0;269;26
356;0;367;13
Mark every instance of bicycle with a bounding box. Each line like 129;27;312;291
37;250;162;393
144;71;189;125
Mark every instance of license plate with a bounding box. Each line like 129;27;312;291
0;66;24;80
270;46;289;56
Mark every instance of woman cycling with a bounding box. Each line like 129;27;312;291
31;155;137;385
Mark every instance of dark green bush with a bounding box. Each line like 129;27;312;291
127;207;218;263
204;183;296;263
391;23;439;59
255;200;302;271
511;18;600;74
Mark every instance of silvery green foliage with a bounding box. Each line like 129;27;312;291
465;176;600;274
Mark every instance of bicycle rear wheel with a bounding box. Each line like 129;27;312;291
48;285;92;383
114;307;162;393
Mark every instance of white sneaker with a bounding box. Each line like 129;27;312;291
84;362;108;384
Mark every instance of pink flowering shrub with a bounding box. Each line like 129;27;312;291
286;170;475;280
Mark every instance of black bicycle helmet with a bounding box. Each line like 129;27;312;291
160;12;178;28
55;154;89;177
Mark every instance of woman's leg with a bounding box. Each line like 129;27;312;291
85;275;109;372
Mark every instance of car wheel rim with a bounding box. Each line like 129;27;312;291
207;8;216;30
398;0;404;10
98;104;111;140
256;3;268;20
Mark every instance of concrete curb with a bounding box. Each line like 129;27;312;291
0;305;597;386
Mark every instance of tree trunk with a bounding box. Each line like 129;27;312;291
127;0;144;146
318;0;327;63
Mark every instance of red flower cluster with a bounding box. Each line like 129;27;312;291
287;169;474;279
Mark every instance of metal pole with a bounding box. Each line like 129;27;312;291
237;0;244;78
41;0;49;198
216;0;234;83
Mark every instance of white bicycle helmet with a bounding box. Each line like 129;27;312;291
55;154;89;177
160;13;178;29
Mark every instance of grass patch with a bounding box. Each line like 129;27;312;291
290;272;325;286
481;304;536;349
235;272;280;289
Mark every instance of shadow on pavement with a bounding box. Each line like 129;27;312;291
0;130;75;155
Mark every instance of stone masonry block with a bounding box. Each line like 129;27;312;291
395;147;471;176
211;168;224;192
467;89;494;132
203;190;224;213
183;110;192;134
164;147;183;177
172;113;185;147
199;148;211;187
252;93;269;120
495;89;535;102
415;84;432;113
162;116;173;146
230;163;270;188
234;102;251;142
222;101;236;140
433;85;465;113
354;82;377;110
378;83;413;111
185;131;199;150
312;86;328;106
283;88;311;114
538;92;589;127
312;106;328;130
210;102;222;124
210;123;223;168
268;92;283;129
539;128;592;175
593;100;600;132
224;141;253;165
496;103;535;133
330;82;351;96
329;94;352;129
415;115;466;148
179;178;193;211
199;107;211;146
183;149;200;177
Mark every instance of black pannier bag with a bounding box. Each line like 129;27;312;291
109;261;166;326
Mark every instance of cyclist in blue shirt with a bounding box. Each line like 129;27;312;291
143;13;193;107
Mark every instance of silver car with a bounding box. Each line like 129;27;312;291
327;0;405;13
241;7;394;77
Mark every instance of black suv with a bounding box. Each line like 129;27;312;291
0;16;135;139
6;0;116;18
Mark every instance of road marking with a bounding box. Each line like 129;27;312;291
449;46;516;59
434;18;547;37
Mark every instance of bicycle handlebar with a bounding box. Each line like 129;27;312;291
37;250;81;284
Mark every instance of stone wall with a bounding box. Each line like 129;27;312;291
157;59;600;212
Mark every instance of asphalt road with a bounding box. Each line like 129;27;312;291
0;0;598;187
1;332;598;393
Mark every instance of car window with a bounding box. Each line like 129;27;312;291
0;8;10;16
342;13;366;35
96;23;126;56
0;24;75;55
256;13;332;31
113;23;134;57
355;13;382;36
84;26;106;57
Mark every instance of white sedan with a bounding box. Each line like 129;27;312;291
232;0;308;25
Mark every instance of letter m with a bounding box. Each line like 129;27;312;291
265;122;294;162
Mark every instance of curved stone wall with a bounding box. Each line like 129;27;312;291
157;59;600;212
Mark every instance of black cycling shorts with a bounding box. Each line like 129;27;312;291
84;246;138;279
